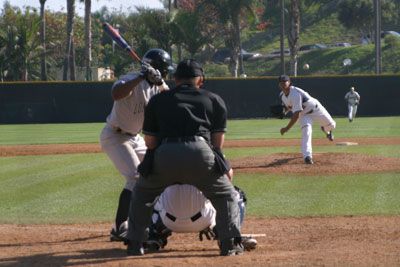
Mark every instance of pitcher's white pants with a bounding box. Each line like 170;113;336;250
299;104;336;159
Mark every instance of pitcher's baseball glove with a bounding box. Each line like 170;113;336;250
270;104;285;119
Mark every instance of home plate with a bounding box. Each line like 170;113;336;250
336;142;358;146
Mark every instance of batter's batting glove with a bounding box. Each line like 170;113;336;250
199;226;216;241
140;63;163;86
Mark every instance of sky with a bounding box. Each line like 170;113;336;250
3;0;164;16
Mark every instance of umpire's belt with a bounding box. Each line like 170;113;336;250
305;104;318;115
161;136;205;144
165;211;202;222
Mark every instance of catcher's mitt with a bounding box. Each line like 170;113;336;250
270;104;285;119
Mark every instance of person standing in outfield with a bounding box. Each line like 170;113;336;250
144;184;257;252
126;59;244;256
99;48;172;242
344;86;361;122
278;75;336;165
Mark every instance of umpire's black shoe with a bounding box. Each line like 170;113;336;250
127;240;144;256
219;237;244;256
304;156;314;165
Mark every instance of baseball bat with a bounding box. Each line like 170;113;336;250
102;22;142;62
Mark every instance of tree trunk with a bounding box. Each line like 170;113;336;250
70;35;76;80
39;0;47;81
63;0;75;80
287;0;300;76
84;0;92;81
229;17;241;78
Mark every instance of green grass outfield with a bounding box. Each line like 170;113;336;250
1;116;400;145
0;116;399;224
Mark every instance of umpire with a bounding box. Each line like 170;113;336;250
126;59;243;256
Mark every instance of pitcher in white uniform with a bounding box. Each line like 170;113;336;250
100;48;172;241
344;86;361;122
278;75;336;164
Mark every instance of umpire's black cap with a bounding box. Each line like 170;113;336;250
174;59;204;79
278;74;290;82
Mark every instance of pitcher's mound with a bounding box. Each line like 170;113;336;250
336;142;358;146
231;152;400;175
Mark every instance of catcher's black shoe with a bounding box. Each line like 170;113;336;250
110;222;128;242
304;156;314;165
219;237;244;256
127;240;144;256
143;240;162;252
242;237;257;251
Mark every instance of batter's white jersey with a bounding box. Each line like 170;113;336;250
106;72;165;135
280;86;336;159
153;184;217;233
100;72;168;190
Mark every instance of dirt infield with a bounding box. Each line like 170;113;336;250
1;137;399;266
1;137;400;157
1;216;399;266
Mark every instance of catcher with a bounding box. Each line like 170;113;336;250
144;183;257;252
114;182;257;252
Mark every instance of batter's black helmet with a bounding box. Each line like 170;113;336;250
142;48;173;77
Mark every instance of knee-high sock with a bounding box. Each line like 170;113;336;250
116;189;132;229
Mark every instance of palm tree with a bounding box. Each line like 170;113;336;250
82;0;92;81
202;0;255;77
287;0;300;76
39;0;47;80
0;7;42;81
63;0;76;80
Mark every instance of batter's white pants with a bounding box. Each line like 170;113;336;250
100;124;147;191
348;104;358;121
300;103;336;159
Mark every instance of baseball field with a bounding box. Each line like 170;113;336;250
1;116;400;266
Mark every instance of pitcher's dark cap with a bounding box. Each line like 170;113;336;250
278;75;290;82
174;59;204;79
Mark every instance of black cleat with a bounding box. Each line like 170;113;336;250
219;237;244;256
326;131;334;141
110;222;128;242
321;126;334;141
304;156;314;165
143;240;162;252
242;236;257;251
127;241;145;256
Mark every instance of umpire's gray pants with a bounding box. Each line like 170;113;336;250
127;139;241;242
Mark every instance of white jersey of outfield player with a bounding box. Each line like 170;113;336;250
280;86;336;159
344;90;360;106
153;184;217;233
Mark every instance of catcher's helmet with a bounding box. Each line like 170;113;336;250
142;48;173;77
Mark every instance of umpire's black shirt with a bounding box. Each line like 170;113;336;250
142;84;227;142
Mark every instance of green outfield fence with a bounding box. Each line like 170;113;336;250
0;75;399;123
